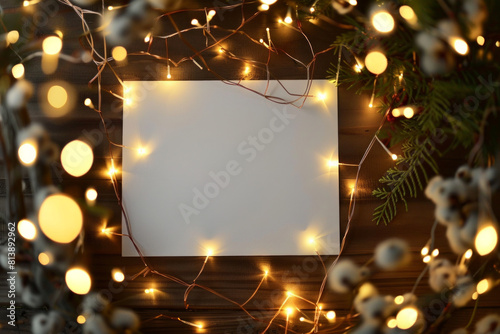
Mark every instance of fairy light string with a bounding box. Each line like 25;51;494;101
3;0;443;332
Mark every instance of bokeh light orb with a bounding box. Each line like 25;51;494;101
61;140;94;177
365;51;388;75
65;268;92;295
38;194;83;243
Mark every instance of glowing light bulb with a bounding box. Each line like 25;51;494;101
208;10;216;17
84;98;94;108
399;5;417;25
287;291;293;297
39;194;83;244
86;188;98;201
392;108;401;117
112;46;127;61
38;252;50;265
421;246;429;256
218;47;224;53
112;268;125;282
403;107;415;119
317;92;327;101
285;307;293;315
77;315;86;324
144;33;151;43
191;19;199;26
284;16;293;24
108;167;116;177
391;154;398;160
207;249;213;256
496;41;500;47
326;311;336;320
137;147;147;155
43;36;62;55
372;11;395;33
476;279;489;294
61;140;94;177
477;36;485;46
423;255;431;263
328;160;338;168
7;30;19;44
354;64;362;73
18;219;37;240
464;249;473;259
348;0;357;5
394;295;405;305
145;289;150;293
310;7;315;13
264;270;269;276
65;268;92;295
452;38;469;55
472;292;478;300
432;248;439;257
369;103;373;108
12;64;25;79
475;225;498;256
47;85;68;109
23;0;30;6
18;141;37;166
260;0;277;4
259;4;270;11
387;318;397;328
396;307;418;330
365;51;388;75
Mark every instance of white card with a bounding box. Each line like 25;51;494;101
122;80;339;256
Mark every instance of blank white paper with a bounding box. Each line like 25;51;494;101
122;80;339;256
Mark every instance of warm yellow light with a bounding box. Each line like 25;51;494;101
365;51;388;75
432;248;439;257
496;41;500;47
475;225;498;256
369;103;373;108
354;64;362;73
423;255;431;263
396;307;418;330
18;142;37;166
38;252;50;265
372;11;395;33
453;38;469;55
108;167;117;177
65;268;91;295
101;228;108;233
287;291;293;297
421;246;429;256
191;19;199;26
394;295;405;305
12;64;25;79
207;249;213;256
264;270;269;276
387;318;398;328
392;108;401;117
18;219;37;240
477;279;489;294
300;317;305;322
317;92;327;101
43;36;62;55
284;16;293;24
285;307;293;315
7;30;20;44
144;33;151;43
328;160;339;168
399;5;417;24
208;10;216;17
326;311;336;320
260;0;277;4
47;85;68;109
112;268;125;282
76;315;86;324
137;147;147;155
464;249;473;259
61;140;94;177
112;46;127;61
86;188;98;201
39;194;83;244
391;154;398;160
107;5;114;10
472;292;478;300
218;47;224;53
348;0;357;5
259;4;270;11
403;107;415;119
84;98;93;108
310;7;315;13
477;36;485;46
23;0;30;6
308;237;316;245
